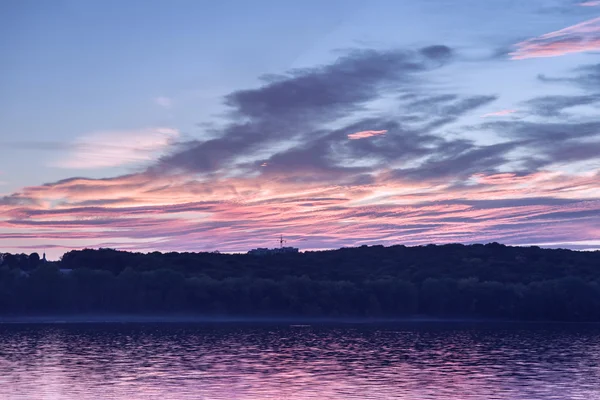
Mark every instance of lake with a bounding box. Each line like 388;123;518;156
1;321;599;399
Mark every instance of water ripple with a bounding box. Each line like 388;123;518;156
0;323;600;399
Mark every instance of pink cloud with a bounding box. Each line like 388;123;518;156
579;1;600;6
2;165;600;260
481;109;517;118
510;17;600;59
347;130;387;140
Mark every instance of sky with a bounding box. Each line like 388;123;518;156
1;0;600;259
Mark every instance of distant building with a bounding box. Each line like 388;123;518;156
248;235;299;256
248;247;299;256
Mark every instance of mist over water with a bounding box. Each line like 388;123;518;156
1;322;600;399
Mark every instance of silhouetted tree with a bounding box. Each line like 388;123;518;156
27;253;40;270
0;244;599;320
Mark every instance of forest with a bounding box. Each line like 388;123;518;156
1;243;600;321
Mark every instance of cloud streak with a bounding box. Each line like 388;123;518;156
347;130;387;140
481;109;517;118
510;17;600;59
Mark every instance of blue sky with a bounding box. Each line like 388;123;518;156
1;0;599;258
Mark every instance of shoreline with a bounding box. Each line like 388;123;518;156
2;315;600;325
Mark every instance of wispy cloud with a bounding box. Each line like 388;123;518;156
481;109;517;118
158;46;457;175
347;130;387;140
2;168;599;259
52;128;179;169
525;95;600;117
579;1;600;6
538;63;600;90
510;17;600;59
154;96;173;108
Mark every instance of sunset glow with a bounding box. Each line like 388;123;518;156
1;0;599;259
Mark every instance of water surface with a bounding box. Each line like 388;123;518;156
1;322;599;399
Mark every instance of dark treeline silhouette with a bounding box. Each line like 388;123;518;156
1;243;600;321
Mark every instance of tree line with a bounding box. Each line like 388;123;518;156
1;243;599;321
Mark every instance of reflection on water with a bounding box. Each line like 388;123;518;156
1;322;600;399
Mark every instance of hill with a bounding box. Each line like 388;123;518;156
1;243;599;321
